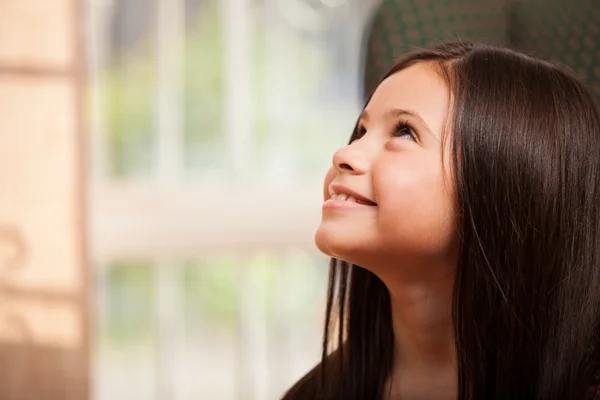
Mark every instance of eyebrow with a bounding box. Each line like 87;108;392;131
359;108;435;138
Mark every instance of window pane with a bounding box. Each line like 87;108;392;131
93;0;159;178
181;255;238;398
181;0;366;180
94;261;156;400
183;250;327;399
264;249;329;397
92;251;328;400
91;0;368;180
251;0;363;181
183;0;227;177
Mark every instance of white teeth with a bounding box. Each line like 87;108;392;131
330;193;359;203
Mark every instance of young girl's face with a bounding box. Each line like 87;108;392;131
315;63;458;277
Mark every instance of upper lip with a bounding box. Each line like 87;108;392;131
329;183;377;205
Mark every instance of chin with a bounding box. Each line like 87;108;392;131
314;225;367;265
315;225;353;260
314;226;336;258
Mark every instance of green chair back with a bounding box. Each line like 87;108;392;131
362;0;600;104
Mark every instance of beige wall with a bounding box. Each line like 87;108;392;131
0;0;88;399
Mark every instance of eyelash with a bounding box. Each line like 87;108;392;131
392;119;417;142
354;120;417;142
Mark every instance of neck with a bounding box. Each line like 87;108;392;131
390;276;455;366
382;265;457;399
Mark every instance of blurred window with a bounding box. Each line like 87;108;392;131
86;0;377;398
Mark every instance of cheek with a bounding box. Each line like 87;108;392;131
374;159;456;256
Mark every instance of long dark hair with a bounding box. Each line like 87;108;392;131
282;42;600;400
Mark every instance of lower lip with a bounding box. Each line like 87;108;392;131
322;199;377;210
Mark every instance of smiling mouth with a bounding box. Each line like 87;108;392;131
329;193;377;206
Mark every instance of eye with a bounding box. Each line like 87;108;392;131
392;122;417;142
353;124;367;141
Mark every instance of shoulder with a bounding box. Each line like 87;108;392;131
280;362;322;400
281;350;344;400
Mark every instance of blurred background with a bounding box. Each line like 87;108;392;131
86;0;378;399
1;1;598;400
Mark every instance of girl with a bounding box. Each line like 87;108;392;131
282;42;600;399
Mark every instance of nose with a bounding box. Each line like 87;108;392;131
332;144;369;175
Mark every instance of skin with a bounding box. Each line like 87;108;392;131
315;63;459;399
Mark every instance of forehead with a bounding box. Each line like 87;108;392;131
364;63;451;138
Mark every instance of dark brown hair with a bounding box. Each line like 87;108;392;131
282;42;600;400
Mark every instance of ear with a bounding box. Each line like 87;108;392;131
323;167;337;201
